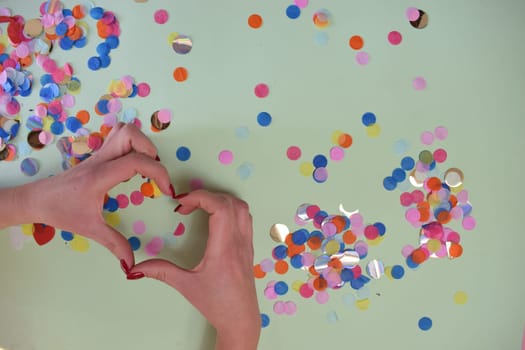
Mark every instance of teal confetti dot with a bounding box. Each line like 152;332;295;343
237;162;254;180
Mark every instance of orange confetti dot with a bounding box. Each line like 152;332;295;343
274;260;289;274
173;67;188;82
99;124;113;137
248;14;263;29
328;258;343;270
332;216;347;233
253;264;266;279
313;277;328;291
76;110;90;124
140;182;154;197
72;4;86;19
427;177;442;191
307;236;322;250
20;55;32;67
449;243;463;258
436;210;451;224
449;195;458;208
412;248;427;264
288;243;306;257
343;230;356;245
338;133;353;148
349;35;364;50
309;265;319;276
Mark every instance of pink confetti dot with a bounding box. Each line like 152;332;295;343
157;109;172;123
412;76;427;90
299;283;314;298
450;206;463;220
254;83;269;98
107;98;122;113
132;220;146;235
388;31;402;45
116;194;129;209
401;244;415;258
61;94;75;109
38;131;53;145
399;192;413;206
301;252;315;267
405;208;420;223
295;0;308;8
456;190;469;203
273;301;286;315
137;82;151;97
285;301;297;315
173;222;185;236
462;216;476;230
6;100;20;115
446;231;461;243
154;9;169;24
218;150;234;165
316;291;330;304
264;287;278;300
42;58;57;73
130;191;144;205
260;258;274;272
411;190;424;203
433;148;447;163
286;146;302;161
329;146;345;161
35;104;47;118
434;126;448;140
420;131;434;145
350;213;363;228
145;236;164;256
355;51;370;65
406;7;420;21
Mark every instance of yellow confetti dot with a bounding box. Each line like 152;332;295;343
150;180;162;198
366;124;381;137
355;298;370;310
427;239;441;252
291;280;303;292
450;184;464;194
167;32;179;45
104;212;121;227
453;291;468;305
70;235;90;252
325;239;340;255
331;130;343;145
42;116;54;131
21;224;34;236
299;162;314;176
384;266;393;280
368;235;384;246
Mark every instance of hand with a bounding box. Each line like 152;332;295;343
129;190;261;350
13;123;172;271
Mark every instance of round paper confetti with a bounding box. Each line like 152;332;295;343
434;126;448;140
406;7;420;21
418;317;432;331
388;31;402;45
254;83;269;98
154;9;169;24
176;146;191;161
287;146;302;161
366;124;381;137
132;220;146;235
20;158;39;176
349;35;364;50
355;52;370;65
237;162;254;180
329;147;344;161
218;150;234;165
453;291;468;305
248;14;263;29
173;67;188;82
286;5;301;19
412;76;427;90
420;131;434;145
295;0;309;8
257;112;272;127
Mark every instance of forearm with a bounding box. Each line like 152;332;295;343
0;182;40;229
215;324;260;350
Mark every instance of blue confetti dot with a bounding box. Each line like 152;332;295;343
340;269;354;282
106;35;120;49
20;158;39;176
50;121;64;135
96;42;111;56
391;265;405;279
99;54;111;68
88;56;102;70
383;176;397;191
392;168;406;182
350;278;364;290
374;222;386;236
257;112;272;127
61;231;74;241
235;126;250;139
292;229;308;245
261;313;270;328
418;317;432;331
176;146;191;161
286;5;301;19
128;236;141;251
272;245;288;260
362;112;376;126
313;154;328;168
74;36;87;48
290;254;303;268
394;139;410;155
65;117;82;133
55;22;68;36
400;156;415;170
62;9;73;17
406;255;419;269
237;162;254;180
90;7;105;20
97;99;109;114
104;197;119;212
129;84;138;98
274;281;289;295
314;31;329;46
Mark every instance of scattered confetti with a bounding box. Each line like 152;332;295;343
154;9;169;24
418;316;433;331
248;14;263;29
453;291;468;305
173;67;188;82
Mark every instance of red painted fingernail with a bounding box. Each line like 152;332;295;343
174;193;188;200
127;272;145;280
120;259;130;275
169;184;176;199
155;155;161;161
174;204;182;213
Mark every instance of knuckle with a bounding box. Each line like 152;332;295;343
153;269;169;283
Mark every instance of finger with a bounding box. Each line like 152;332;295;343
235;199;253;238
175;189;234;215
96;152;172;196
89;223;135;270
96;123;158;163
129;259;192;292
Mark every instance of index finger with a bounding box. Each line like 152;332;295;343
175;189;236;215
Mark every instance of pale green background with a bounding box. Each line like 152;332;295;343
0;0;524;349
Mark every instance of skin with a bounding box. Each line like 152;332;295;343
0;123;260;349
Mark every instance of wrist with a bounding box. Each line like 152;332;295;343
2;180;45;227
215;322;261;350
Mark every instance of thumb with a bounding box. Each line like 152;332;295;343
129;259;192;291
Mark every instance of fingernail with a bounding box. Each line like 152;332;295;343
120;259;130;275
169;184;176;199
155;155;161;161
174;193;188;200
174;204;182;213
127;272;145;280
